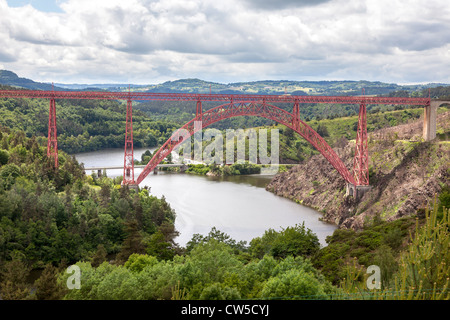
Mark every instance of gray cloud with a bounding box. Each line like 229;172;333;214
381;21;450;52
0;50;16;62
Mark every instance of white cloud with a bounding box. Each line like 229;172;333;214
0;0;449;84
242;0;332;10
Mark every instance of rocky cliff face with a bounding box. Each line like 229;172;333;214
266;111;450;231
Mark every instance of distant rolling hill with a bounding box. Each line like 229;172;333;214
0;70;61;91
0;69;448;96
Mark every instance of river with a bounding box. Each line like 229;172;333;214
74;148;337;247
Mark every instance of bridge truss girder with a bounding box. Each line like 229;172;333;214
135;101;357;186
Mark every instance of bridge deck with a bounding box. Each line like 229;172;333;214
0;89;430;106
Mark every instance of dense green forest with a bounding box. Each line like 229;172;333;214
0;126;178;291
0;126;448;300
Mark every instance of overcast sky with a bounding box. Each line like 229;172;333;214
1;0;449;85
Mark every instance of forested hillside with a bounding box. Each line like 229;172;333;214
0;70;58;91
0;126;178;268
1;128;447;301
3;70;444;95
0;84;179;154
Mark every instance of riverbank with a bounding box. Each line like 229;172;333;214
181;162;296;177
73;149;337;247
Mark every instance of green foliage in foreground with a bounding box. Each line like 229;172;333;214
59;242;334;300
337;201;449;300
312;216;416;284
2;195;449;300
54;201;448;300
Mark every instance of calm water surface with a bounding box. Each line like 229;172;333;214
74;148;337;247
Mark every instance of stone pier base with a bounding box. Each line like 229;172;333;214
346;183;372;200
423;100;450;141
423;103;438;141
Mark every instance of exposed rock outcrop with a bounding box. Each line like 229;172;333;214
267;112;450;231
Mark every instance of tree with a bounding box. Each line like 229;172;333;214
438;185;450;214
284;127;294;138
149;195;176;226
249;229;278;259
271;224;320;258
260;268;327;300
91;244;108;268
146;221;180;260
146;231;176;261
199;283;241;300
33;263;65;300
316;124;329;137
373;245;397;289
186;239;243;289
116;219;146;264
0;149;9;165
124;253;158;273
338;201;449;300
186;227;246;253
0;163;21;190
99;183;111;207
250;223;320;259
0;257;31;300
158;221;180;246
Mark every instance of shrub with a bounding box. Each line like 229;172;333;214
260;269;328;300
0;149;9;165
199;283;241;300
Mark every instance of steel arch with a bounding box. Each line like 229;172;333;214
135;101;357;185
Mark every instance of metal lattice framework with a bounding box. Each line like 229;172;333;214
123;98;135;184
47;98;58;167
136;100;357;185
353;102;369;185
0;89;430;187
